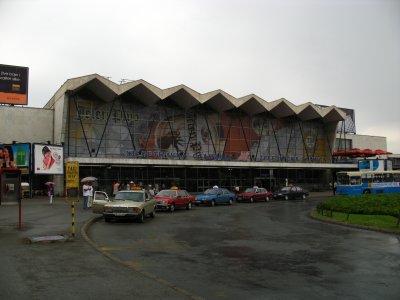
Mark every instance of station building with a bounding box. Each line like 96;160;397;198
2;74;388;195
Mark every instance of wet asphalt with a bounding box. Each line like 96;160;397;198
1;194;399;300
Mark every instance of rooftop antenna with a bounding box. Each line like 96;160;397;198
119;79;134;84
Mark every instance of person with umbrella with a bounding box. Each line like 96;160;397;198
82;180;93;209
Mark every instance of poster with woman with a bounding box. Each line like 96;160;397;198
33;144;64;174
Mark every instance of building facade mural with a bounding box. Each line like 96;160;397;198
66;96;330;163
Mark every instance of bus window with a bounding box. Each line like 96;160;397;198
361;174;372;184
350;176;361;185
337;174;349;185
393;173;400;182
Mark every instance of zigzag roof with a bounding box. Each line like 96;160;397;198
46;74;346;122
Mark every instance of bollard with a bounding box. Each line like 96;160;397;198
71;200;75;239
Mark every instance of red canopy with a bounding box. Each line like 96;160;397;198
332;148;392;158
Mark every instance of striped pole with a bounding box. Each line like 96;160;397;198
71;200;75;239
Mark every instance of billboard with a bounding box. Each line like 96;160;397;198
33;144;64;175
0;64;29;105
359;159;385;172
0;143;31;174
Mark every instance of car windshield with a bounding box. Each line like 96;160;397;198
157;190;176;197
281;187;291;192
244;188;256;193
114;192;144;202
204;189;219;195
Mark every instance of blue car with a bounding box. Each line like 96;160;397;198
195;188;235;207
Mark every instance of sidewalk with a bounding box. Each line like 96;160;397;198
0;196;95;240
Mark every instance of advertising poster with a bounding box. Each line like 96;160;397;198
359;159;385;172
33;144;64;175
0;64;29;105
0;143;31;174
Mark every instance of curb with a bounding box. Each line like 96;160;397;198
309;210;400;235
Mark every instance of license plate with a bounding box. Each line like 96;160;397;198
114;213;126;216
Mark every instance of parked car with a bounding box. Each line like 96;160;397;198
92;190;156;223
195;188;235;206
155;189;195;212
236;187;272;203
273;186;309;200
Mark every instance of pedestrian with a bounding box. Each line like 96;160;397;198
82;181;92;209
148;184;155;196
333;181;337;196
87;182;94;208
113;181;120;196
234;186;240;195
47;184;54;204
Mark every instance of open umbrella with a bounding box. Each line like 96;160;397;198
81;176;97;183
45;182;55;186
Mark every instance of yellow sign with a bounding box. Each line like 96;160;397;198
66;161;79;189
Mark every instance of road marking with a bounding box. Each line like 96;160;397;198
99;242;191;252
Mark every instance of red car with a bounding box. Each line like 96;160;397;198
236;187;272;203
155;189;195;212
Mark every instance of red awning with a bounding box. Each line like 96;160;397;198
332;148;392;158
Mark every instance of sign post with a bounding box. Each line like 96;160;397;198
66;161;79;239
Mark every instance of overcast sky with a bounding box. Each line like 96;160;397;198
1;0;399;153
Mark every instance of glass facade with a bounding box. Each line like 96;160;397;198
63;95;335;193
66;96;331;164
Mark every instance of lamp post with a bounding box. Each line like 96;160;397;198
228;168;232;189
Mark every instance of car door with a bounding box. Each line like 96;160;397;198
92;191;110;214
293;187;301;198
215;189;224;203
222;189;231;203
143;192;155;214
177;190;187;208
255;188;262;201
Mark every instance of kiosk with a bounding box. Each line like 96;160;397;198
0;168;22;205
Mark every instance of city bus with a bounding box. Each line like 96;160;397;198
335;170;400;195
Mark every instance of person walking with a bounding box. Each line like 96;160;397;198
47;184;54;204
113;181;120;196
87;182;94;208
82;182;92;209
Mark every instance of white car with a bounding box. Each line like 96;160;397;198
92;190;156;223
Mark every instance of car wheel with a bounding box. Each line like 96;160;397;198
302;194;307;200
228;198;233;205
137;211;145;223
211;200;216;207
250;197;254;203
186;202;192;210
169;204;175;212
284;195;289;200
265;196;270;202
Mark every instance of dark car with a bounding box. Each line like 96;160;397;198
154;189;195;212
273;186;309;200
237;187;273;203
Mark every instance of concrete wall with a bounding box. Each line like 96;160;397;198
336;133;387;150
0;106;53;144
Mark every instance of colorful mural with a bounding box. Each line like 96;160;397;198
66;97;330;163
